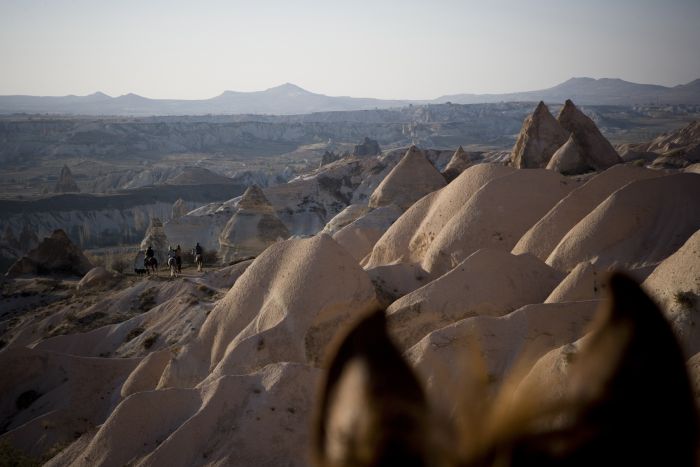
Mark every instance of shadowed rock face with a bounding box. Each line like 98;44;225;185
547;133;593;175
7;229;93;277
546;173;700;272
353;137;381;157
219;185;290;263
557;99;622;170
140;218;169;264
54;165;80;193
19;224;39;251
627;120;700;169
511;101;569;168
320;151;341;167
442;145;486;181
171;198;188;219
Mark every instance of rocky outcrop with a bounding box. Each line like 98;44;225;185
140;218;169;264
160;234;378;388
54;165;80;193
364;163;514;269
547;173;700;272
612;121;700;169
645;120;700;153
319;150;341;167
332;204;403;261
218;185;289;263
442;146;482;181
321;204;370;236
511;102;569;168
352;137;381;156
171;198;188;219
166;167;234;185
513;165;663;262
368;146;446;210
387;248;563;349
546;134;592;174
6;229;93;277
556;99;622;170
76;266;121;291
422;169;575;275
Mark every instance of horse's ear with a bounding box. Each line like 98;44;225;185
313;309;429;467
548;272;699;465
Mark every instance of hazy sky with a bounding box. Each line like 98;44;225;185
1;0;699;99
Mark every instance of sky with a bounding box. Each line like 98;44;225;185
1;0;699;100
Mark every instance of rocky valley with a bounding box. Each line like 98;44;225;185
1;88;700;467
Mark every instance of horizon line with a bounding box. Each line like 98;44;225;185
1;75;698;102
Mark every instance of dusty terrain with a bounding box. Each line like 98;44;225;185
0;103;699;466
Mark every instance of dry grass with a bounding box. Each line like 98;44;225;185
84;248;137;274
674;290;697;309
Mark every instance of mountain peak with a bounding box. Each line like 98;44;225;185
86;91;111;101
265;83;313;95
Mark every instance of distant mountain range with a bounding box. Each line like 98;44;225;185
437;77;700;106
1;78;699;116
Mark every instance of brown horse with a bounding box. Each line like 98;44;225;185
144;256;158;276
313;273;698;467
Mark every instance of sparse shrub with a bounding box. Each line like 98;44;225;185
40;441;72;464
138;287;157;312
84;249;135;274
108;256;129;274
197;284;215;296
143;333;159;349
77;311;106;325
125;326;145;342
83;252;107;268
0;440;39;467
674;290;697;309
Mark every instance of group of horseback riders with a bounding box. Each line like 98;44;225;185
143;242;204;277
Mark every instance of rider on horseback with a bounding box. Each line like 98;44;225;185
194;242;204;272
144;245;158;275
175;244;182;273
167;246;178;277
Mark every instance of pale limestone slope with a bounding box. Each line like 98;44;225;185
67;363;318;467
407;300;599;396
387;248;563;349
368;146;446;210
0;347;138;459
218;185;290;263
643;229;700;357
513;164;664;262
547;173;700;272
159;234;377;388
364;164;514;269
511;101;569;168
332;204;402;262
423;169;575;275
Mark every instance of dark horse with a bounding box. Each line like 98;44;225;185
144;256;158;276
313;273;699;467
